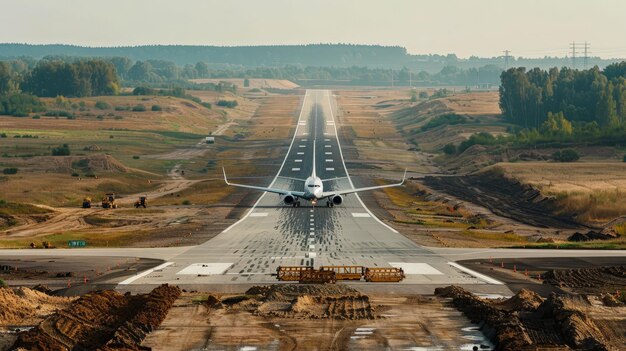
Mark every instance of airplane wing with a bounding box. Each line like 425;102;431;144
320;169;407;198
223;168;306;197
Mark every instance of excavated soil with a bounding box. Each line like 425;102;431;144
0;287;75;326
9;284;180;351
542;266;626;294
435;285;624;351
226;284;376;320
424;172;583;229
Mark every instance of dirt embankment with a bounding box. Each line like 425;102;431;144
435;286;620;350
0;287;75;326
220;284;376;320
424;171;583;229
10;284;180;351
542;266;626;294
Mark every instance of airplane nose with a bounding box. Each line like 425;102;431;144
314;188;322;198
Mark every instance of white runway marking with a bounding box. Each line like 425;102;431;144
250;212;268;217
118;262;174;285
297;152;304;155
326;167;335;171
326;121;334;125
326;159;333;162
448;262;504;284
309;245;315;249
302;132;308;135
307;252;317;258
351;213;371;218
325;145;331;148
299;145;306;148
177;263;233;275
389;262;443;275
325;138;330;141
292;168;300;171
295;159;302;162
302;139;307;141
325;152;332;155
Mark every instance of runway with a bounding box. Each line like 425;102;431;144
1;89;623;294
108;90;495;290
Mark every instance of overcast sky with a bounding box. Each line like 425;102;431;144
1;0;625;58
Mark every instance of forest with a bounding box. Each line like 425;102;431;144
499;62;626;130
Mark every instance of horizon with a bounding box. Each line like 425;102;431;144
1;0;626;59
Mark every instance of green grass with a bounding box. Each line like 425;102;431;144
460;229;529;243
511;239;626;250
0;229;152;248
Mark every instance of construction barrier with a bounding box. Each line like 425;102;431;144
320;266;364;280
364;267;405;282
276;266;314;281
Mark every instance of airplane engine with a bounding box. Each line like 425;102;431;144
283;195;296;205
332;195;343;205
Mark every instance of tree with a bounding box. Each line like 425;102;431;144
541;112;573;136
553;149;579;162
243;78;250;87
128;61;154;81
195;62;209;77
52;144;70;156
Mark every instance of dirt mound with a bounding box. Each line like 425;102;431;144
236;284;374;320
536;294;610;351
0;287;75;326
568;230;618;241
435;286;617;351
424;171;582;229
10;284;180;351
542;266;626;293
245;284;360;301
496;289;543;312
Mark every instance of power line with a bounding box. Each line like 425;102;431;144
570;42;577;69
583;42;591;69
503;50;511;70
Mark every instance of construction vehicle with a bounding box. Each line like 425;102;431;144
299;269;336;284
101;193;117;209
276;266;313;281
82;197;92;208
364;267;405;282
134;195;147;208
320;266;364;280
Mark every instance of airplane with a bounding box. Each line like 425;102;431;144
222;140;407;207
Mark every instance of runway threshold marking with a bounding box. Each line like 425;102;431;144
118;262;174;285
177;263;233;275
389;262;443;275
448;262;504;285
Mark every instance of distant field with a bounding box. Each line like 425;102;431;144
189;78;298;89
493;162;626;224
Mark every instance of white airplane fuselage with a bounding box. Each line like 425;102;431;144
303;176;324;202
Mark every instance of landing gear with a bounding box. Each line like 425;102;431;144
326;201;334;208
292;201;301;207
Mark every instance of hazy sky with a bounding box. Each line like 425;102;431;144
1;0;625;58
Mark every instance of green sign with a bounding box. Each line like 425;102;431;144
68;240;87;248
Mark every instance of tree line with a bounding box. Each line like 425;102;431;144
0;59;120;97
499;62;626;129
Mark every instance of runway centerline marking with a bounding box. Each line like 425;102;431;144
325;152;332;155
326;167;335;171
295;159;302;162
292;168;300;171
297;152;304;155
326;159;333;162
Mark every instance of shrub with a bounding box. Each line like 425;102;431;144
95;101;110;110
419;91;429;99
0;278;6;288
151;105;162;111
114;106;130;111
51;144;70;156
458;132;498;153
201;102;212;109
182;200;191;205
623;154;626;162
71;172;79;177
2;168;18;175
553;149;580;162
0;133;6;138
44;110;73;118
32;115;40;119
114;116;123;120
133;155;140;159
442;143;457;155
216;100;238;108
421;113;467;132
0;93;46;116
96;115;104;120
132;104;146;112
